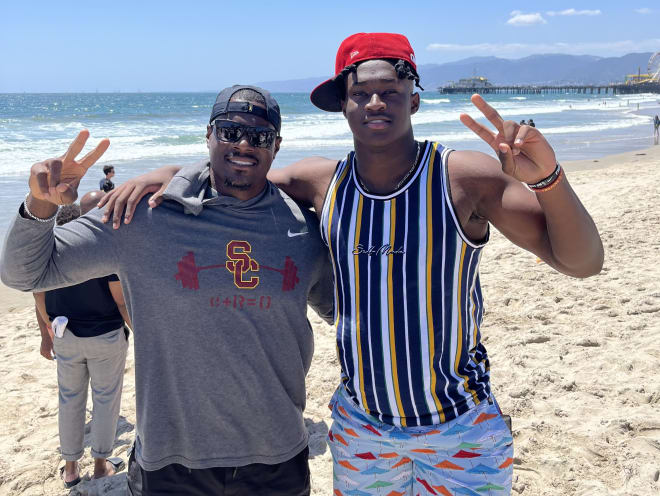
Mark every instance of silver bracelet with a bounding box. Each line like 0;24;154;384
23;193;58;223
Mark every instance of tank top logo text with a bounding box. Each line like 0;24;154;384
353;244;406;256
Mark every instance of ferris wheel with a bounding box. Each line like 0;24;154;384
649;52;660;81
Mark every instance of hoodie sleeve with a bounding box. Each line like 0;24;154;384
1;205;121;292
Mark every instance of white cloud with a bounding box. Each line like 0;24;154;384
425;39;660;57
507;11;547;26
546;9;601;16
634;8;652;14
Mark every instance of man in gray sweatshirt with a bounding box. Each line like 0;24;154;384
1;85;333;495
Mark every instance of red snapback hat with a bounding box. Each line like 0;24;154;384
310;32;417;112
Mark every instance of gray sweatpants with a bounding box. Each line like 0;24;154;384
53;327;129;460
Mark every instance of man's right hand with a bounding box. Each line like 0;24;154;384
40;335;54;360
29;130;110;207
98;166;181;229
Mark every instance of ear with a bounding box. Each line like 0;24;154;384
410;92;420;115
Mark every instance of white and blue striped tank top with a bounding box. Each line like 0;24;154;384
320;141;491;427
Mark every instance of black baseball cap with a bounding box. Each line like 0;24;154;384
209;85;281;133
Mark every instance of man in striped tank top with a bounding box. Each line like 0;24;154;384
101;33;604;496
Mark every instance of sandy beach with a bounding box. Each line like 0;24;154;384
1;145;659;495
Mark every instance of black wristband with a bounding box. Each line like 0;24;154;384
527;163;561;189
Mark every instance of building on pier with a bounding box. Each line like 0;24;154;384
445;76;494;90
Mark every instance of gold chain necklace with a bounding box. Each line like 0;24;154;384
356;141;421;194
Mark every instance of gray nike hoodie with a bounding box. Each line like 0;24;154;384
1;160;334;470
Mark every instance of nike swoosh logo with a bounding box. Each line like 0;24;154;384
287;229;308;238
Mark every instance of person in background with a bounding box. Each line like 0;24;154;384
653;115;659;142
100;165;115;192
528;118;536;127
33;191;130;488
519;119;527;125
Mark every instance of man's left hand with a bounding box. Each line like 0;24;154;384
460;94;557;184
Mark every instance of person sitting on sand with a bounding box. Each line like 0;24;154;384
99;33;603;495
33;191;130;488
528;118;536;127
2;85;333;495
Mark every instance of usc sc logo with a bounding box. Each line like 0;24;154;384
226;241;260;289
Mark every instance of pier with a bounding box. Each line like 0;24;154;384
440;53;660;95
439;82;660;95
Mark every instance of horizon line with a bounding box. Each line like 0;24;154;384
2;51;654;94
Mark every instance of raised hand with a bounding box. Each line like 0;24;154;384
29;130;110;205
460;94;557;184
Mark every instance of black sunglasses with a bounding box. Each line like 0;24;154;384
212;120;278;149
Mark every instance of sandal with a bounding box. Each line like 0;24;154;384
59;464;81;488
107;456;126;474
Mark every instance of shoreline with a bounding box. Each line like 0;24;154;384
564;142;660;172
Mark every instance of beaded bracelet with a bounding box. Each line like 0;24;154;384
527;163;562;190
22;193;58;223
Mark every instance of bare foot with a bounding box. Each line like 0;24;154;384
92;459;119;479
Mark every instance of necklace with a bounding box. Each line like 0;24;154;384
356;141;421;194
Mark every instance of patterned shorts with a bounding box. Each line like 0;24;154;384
328;387;513;496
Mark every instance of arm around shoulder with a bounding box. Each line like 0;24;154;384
267;157;337;212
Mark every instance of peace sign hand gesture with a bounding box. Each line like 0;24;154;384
460;94;557;184
29;130;110;205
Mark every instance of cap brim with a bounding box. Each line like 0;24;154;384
310;78;343;112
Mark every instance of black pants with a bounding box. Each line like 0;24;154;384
127;445;310;496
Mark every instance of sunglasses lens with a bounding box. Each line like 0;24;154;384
216;123;242;143
247;130;275;148
214;121;276;148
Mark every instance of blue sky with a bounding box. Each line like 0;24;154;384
1;1;658;92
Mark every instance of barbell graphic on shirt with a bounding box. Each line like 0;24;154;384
174;250;300;291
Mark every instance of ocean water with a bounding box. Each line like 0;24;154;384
1;91;658;240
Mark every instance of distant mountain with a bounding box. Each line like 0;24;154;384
256;53;654;92
420;53;654;88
